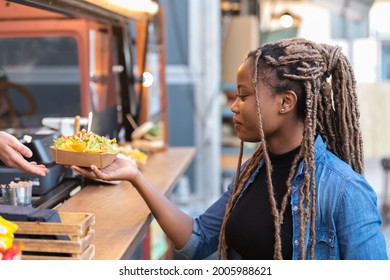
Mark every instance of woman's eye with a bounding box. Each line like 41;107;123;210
236;94;247;101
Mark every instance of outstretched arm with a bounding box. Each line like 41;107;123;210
71;158;194;249
0;131;48;176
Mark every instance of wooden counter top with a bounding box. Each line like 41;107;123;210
57;147;196;260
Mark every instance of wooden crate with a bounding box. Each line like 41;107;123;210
13;212;95;260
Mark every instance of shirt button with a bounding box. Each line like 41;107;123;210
293;206;298;211
294;240;299;246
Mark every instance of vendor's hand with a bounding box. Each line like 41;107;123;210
71;157;139;182
0;131;49;176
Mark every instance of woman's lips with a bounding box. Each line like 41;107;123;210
233;118;243;130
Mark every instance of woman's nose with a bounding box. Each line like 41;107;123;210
230;99;238;114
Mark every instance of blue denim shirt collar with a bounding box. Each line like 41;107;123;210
238;135;327;200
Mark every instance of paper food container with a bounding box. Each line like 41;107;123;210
131;121;154;140
50;147;117;168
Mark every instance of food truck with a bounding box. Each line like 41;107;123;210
0;0;194;260
0;0;165;201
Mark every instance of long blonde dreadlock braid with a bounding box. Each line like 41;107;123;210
217;38;364;260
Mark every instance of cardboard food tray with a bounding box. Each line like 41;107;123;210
131;139;166;152
13;212;96;260
50;147;117;168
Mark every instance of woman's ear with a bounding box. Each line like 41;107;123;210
279;90;298;114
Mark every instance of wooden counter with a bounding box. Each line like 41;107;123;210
57;147;196;260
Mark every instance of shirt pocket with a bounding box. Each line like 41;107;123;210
314;228;336;260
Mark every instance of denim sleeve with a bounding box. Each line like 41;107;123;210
336;175;388;260
174;181;233;260
174;221;203;259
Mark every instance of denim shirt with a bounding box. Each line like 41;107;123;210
177;135;388;260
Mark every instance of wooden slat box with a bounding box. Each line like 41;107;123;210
13;212;95;260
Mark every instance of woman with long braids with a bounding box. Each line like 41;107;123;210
71;38;388;260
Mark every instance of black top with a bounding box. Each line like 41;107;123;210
225;146;300;259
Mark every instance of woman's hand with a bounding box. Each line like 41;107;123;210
73;153;194;251
0;131;49;176
71;157;139;183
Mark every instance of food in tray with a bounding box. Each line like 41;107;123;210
51;129;118;168
131;121;165;152
131;121;159;141
117;144;148;165
53;129;117;153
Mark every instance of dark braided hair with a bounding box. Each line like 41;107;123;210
218;38;364;260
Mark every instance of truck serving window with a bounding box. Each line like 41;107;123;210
0;36;80;129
